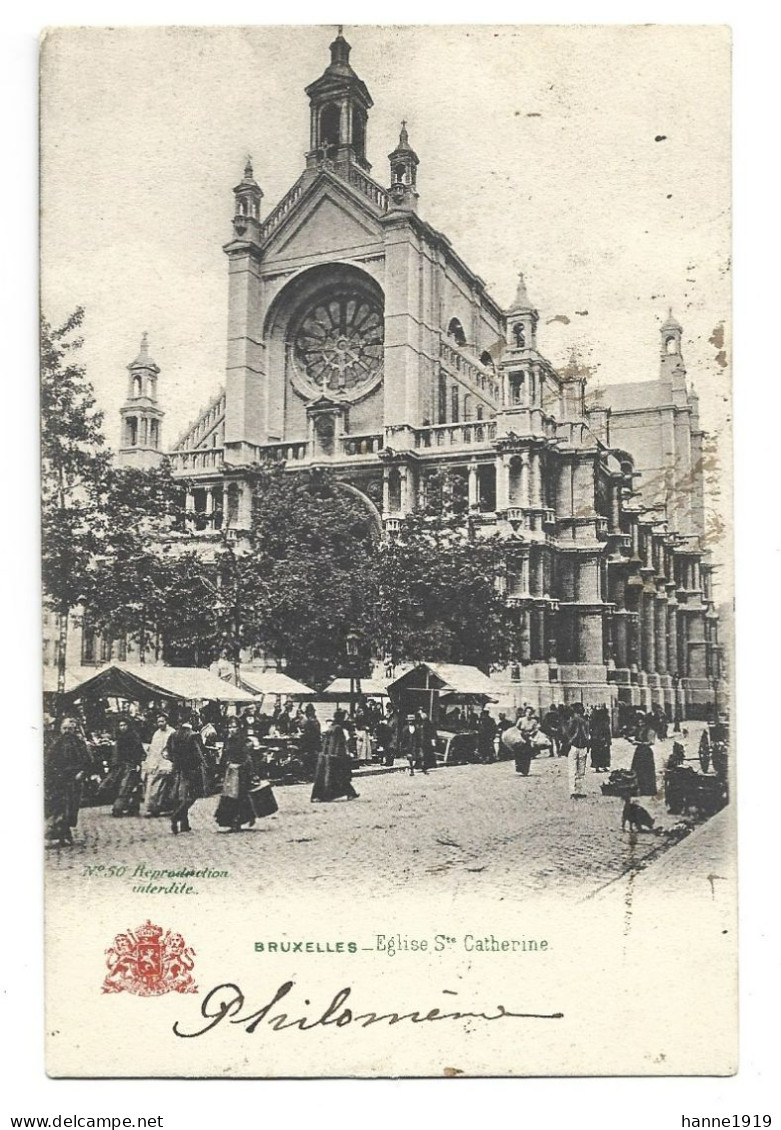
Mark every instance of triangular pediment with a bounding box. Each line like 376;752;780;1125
263;174;384;263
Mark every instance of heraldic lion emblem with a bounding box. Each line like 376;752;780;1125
102;920;197;996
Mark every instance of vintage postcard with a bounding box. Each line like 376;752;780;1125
40;24;734;1077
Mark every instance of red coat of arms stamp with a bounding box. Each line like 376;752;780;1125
102;920;197;996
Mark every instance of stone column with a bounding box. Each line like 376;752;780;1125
655;595;668;674
496;455;509;511
614;613;629;669
204;486;215;529
641;590;656;673
399;465;411;514
468;461;479;510
519;609;531;662
627;611;640;671
382;467;391;515
521;554;531;595
610;482;621;533
668;602;679;676
520;456;530;508
530;451;542;508
534;607;546;661
237;482;253;529
533;552;545;596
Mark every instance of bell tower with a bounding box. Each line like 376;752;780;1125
118;333;165;469
387;121;419;212
660;308;686;385
305;27;373;174
505;273;538;351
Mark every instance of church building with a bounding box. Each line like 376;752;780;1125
113;28;722;717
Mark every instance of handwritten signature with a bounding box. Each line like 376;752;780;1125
173;981;564;1038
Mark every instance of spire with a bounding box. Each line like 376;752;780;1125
662;306;682;331
329;25;351;68
510;272;532;312
505;272;539;350
232;155;263;242
132;332;151;367
129;332;159;375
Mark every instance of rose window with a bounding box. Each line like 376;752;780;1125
293;294;383;396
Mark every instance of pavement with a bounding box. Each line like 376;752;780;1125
45;725;727;903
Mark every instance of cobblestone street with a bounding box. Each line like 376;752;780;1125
46;729;716;902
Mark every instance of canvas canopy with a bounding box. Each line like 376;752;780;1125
59;663;259;705
321;677;391;699
237;670;315;700
387;662;499;703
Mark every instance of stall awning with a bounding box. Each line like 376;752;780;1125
387;662;499;701
321;677;391;699
59;664;259;705
238;670;315;700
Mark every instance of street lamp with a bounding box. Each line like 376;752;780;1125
345;628;363;717
672;672;681;733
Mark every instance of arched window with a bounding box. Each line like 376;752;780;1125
447;318;467;347
513;322;526;348
665;335;678;354
132;375;142;397
463;394;474;422
149;420;159;449
126;416;138;446
451;387;460;423
319;103;341;152
479;350;495;373
476;404;484;421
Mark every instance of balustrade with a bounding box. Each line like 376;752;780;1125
414;420;497;450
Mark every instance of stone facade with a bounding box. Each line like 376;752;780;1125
144;30;720;716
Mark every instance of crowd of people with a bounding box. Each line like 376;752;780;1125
44;690;690;847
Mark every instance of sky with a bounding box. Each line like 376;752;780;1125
40;24;731;466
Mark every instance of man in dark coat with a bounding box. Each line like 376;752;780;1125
298;704;322;779
111;718;146;817
45;717;93;845
477;708;497;763
166;721;206;834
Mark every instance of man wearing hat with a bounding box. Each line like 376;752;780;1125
166;720;207;833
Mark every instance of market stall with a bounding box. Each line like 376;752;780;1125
387;663;500;764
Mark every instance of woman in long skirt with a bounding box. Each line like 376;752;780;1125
631;739;658;797
589;705;612;773
311;711;359;802
215;719;256;832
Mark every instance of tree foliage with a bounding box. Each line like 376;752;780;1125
373;470;514;672
41;308;112;689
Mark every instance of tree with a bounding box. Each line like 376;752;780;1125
237;464;377;687
374;469;515;671
41;308;111;694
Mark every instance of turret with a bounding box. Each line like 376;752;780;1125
387;121;419;212
118;334;165;469
232;157;263;244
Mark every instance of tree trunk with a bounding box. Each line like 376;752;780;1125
56;603;69;698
